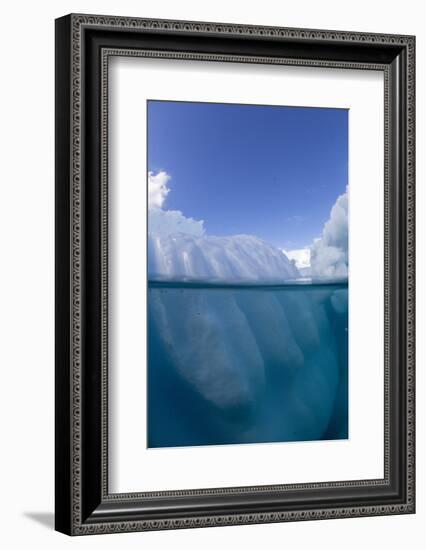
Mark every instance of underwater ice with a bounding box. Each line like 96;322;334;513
148;282;348;447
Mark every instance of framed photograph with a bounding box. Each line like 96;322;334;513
55;14;415;535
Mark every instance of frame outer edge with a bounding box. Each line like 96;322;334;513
60;13;416;535
55;14;73;536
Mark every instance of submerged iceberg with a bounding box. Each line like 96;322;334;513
148;282;348;447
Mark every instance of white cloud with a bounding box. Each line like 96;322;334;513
310;188;348;278
282;248;311;269
148;171;205;237
149;207;205;238
148;170;171;208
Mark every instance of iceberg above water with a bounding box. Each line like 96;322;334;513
148;228;300;283
148;172;301;283
148;204;300;282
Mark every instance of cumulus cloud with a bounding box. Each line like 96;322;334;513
148;171;205;238
282;248;311;269
148;171;171;208
149;208;205;238
310;188;348;278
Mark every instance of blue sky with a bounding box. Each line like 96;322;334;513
147;100;348;250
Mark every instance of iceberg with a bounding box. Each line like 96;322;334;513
148;232;301;282
146;172;348;447
147;171;300;282
148;208;300;282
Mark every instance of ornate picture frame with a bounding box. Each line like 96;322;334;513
55;13;415;535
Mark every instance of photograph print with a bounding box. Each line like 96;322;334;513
147;100;349;449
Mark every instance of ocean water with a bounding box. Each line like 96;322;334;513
147;280;348;448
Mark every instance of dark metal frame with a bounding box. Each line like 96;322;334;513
55;13;415;536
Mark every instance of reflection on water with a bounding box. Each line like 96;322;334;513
147;280;348;448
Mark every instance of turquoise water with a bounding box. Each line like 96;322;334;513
147;281;348;448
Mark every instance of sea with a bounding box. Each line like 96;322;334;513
147;279;348;448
